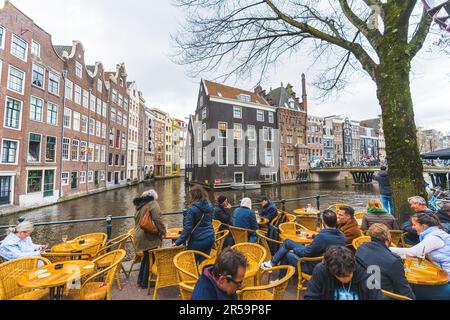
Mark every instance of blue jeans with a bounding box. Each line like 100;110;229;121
412;283;450;300
380;195;394;215
272;240;318;278
187;234;215;263
271;239;303;265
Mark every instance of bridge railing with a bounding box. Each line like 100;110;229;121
0;194;328;240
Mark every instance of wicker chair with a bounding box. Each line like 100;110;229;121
41;252;85;263
95;233;131;290
389;230;406;247
126;228;144;277
0;257;51;300
237;265;295;300
352;236;371;250
295;216;319;231
210;230;230;258
278;222;308;234
296;256;323;300
285;213;297;223
231;243;267;287
74;233;108;259
148;245;185;299
178;281;196;300
272;211;288;227
67;249;126;300
228;225;255;244
255;230;282;260
382;289;413;300
212;220;222;233
354;212;367;219
174;250;211;283
328;203;351;212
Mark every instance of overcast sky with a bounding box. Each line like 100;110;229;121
5;0;450;132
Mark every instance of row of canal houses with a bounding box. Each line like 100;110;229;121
0;2;186;212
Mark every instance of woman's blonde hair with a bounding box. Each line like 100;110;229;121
8;221;34;234
367;198;383;210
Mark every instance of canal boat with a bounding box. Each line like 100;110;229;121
230;183;262;190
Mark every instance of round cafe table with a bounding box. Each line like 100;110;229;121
258;217;269;226
279;230;318;245
293;208;320;215
404;259;449;286
17;260;95;300
165;228;183;240
51;238;101;253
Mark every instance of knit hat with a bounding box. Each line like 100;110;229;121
241;198;252;209
141;189;158;200
217;195;227;205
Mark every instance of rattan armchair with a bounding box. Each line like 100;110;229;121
389;230;407;247
67;249;126;300
231;243;267;287
296;256;323;300
382;289;413;300
255;230;283;260
74;232;108;260
212;220;222;233
210;230;230;258
278;222;308;234
148;245;185;299
294;216;319;231
285;213;297;223
0;257;51;300
126;229;144;277
41;252;85;263
174;250;211;283
228;225;255;244
354;211;367;219
178;280;196;300
237;265;295;300
352;236;371;250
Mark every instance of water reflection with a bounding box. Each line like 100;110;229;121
0;177;379;245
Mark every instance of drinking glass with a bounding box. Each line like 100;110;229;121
62;235;68;243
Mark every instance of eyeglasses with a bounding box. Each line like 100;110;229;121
225;275;244;287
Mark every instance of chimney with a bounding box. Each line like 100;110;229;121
301;73;308;112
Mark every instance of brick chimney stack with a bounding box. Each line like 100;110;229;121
301;73;308;112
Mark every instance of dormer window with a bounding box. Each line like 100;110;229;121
237;94;251;102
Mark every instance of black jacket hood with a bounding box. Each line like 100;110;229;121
133;195;155;209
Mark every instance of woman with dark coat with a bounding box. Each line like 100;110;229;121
133;189;166;289
175;185;215;262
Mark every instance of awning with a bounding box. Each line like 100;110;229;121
421;148;450;160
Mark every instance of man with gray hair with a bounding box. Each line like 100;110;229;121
401;196;434;245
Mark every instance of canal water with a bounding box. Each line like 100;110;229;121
0;177;380;245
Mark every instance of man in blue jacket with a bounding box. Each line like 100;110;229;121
355;223;415;299
191;248;247;300
233;198;258;242
259;196;278;223
261;210;345;277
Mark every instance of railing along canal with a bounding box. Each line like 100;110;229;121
0;194;328;240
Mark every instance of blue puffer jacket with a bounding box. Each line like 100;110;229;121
260;201;278;222
175;199;215;246
233;207;258;242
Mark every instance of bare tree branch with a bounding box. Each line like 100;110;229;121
407;7;433;58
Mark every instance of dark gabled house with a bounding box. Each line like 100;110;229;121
185;80;279;189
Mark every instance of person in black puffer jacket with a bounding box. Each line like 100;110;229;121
373;166;394;214
213;195;234;248
175;185;215;262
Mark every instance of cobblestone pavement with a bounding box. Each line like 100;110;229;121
111;261;299;300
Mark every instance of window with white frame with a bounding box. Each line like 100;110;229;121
87;171;93;183
257;110;265;122
75;61;82;78
27;170;42;193
101;123;106;139
96;120;101;137
0;26;5;49
101;145;106;163
123;115;127;127
118;111;122;125
287;151;295;166
11;35;28;61
82;89;89;108
71;140;79;161
247;125;256;141
28;133;41;163
94;144;100;162
1;139;18;164
45;136;56;163
63;108;71;128
81;115;88;133
96;97;102;115
97;79;102;93
265;148;274;167
201;108;206;120
118;94;123;107
80;141;87;162
88;143;94;162
32;63;44;88
218;122;227;138
124;99;128;111
62;138;70;161
218;147;227;166
8;65;25;94
61;172;69;186
234;123;242;140
263;127;273;142
79;171;86;184
268;112;274;124
48;72;60;96
73;111;80;131
89;118;95;135
74;85;81;105
122;133;126;149
90;94;96;112
111;108;116;122
233;106;242;119
64;78;73;100
102;102;107;118
234;147;243;166
30;96;43;122
4;97;22;129
112;89;117;103
31;40;40;57
248;148;257;166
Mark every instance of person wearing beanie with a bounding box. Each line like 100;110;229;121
259;196;279;223
0;221;48;261
233;198;258;242
213;195;234;247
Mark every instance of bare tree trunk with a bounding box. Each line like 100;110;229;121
375;51;427;223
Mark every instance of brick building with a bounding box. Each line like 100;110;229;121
307;115;324;164
151;108;166;178
127;81;140;181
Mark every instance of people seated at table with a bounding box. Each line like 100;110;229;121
355;224;415;299
360;199;399;231
390;212;450;300
259;196;278;223
436;203;450;233
304;245;385;300
191;248;247;300
175;185;215;263
133;189;166;289
337;206;362;245
261;210;345;277
0;221;48;261
233;198;258;243
213;195;234;247
401;196;434;245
